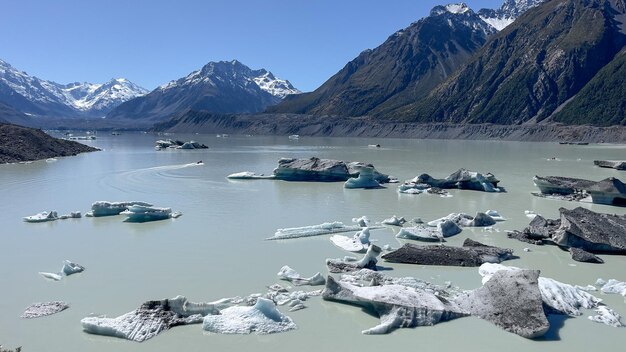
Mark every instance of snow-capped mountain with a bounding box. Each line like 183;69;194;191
429;3;496;35
0;58;147;118
478;0;545;30
108;60;300;121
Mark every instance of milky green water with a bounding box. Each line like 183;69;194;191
1;133;625;352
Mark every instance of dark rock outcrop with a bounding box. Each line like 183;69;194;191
381;239;514;266
569;248;605;264
0;123;99;164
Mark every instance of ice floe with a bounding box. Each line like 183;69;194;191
383;239;514;266
381;215;406;226
352;216;370;227
202;298;297;334
599;279;626;296
21;301;69;318
344;166;383;189
62;260;85;276
277;266;325;286
23;211;58;223
39;272;63;281
268;222;365;240
86;201;153;217
330;227;371;252
121;205;182;223
427;212;499;228
326;245;382;273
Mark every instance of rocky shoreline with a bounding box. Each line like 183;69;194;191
151;112;626;143
0;123;99;164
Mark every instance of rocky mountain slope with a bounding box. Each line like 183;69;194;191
106;60;300;121
398;0;626;124
267;3;495;117
0;58;147;119
0;123;99;164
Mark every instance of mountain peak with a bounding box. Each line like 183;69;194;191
478;0;545;30
431;3;472;17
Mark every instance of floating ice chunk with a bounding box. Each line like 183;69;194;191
352;216;370;227
58;211;81;219
277;266;325;286
39;272;63;281
396;226;443;242
576;285;597;292
81;295;222;342
87;201;153;217
600;279;626;296
23;211;58;223
525;210;538;219
344;166;383;189
326;245;382;273
480;263;602;316
227;171;274;180
62;260;85;276
382;215;406;226
588;306;624;327
268;222;364;240
485;210;506;221
21;301;69;318
46;158;57;162
428;212;495;228
438;220;462;237
121;205;179;223
330;228;371;252
202;298;296;334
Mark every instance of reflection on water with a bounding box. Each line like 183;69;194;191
0;133;625;352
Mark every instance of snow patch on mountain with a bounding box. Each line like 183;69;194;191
479;0;545;31
430;3;496;36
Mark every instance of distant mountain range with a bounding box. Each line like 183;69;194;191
106;60;300;121
0;59;148;120
2;0;625;131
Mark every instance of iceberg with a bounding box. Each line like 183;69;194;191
277;266;325;286
396;226;443;242
202;298;296;334
21;301;69;318
62;260;85;276
427;212;497;228
326;245;382;273
381;215;406;226
344;166;383;189
227;171;273;180
352;216;370;227
588;306;624;327
81;295;223;342
121;205;181;223
405;169;502;193
330;228;371;252
39;272;63;281
267;222;365;240
86;201;153;217
23;211;58;223
600;279;626;296
58;211;81;219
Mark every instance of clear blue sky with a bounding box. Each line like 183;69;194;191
1;0;503;92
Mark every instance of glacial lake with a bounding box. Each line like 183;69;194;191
1;133;626;352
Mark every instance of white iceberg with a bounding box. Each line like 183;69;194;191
58;211;81;219
588;306;624;327
39;272;63;281
382;215;406;226
485;210;506;221
202;298;296;334
330;228;371;252
600;279;626;296
23;211;58;223
268;222;364;240
277;266;325;286
121;205;180;223
344;166;383;189
86;201;153;217
352;216;370;227
326;245;382;273
62;260;85;276
227;171;274;179
428;212;497;228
